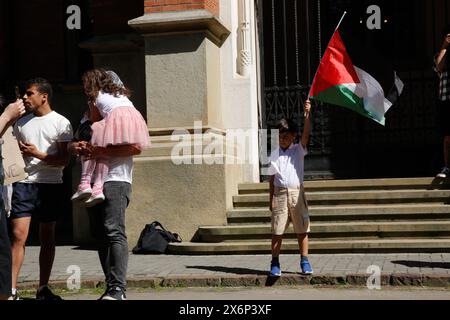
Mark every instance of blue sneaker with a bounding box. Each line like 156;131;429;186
300;257;313;275
270;261;282;277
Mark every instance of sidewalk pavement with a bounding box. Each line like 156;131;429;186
17;247;450;290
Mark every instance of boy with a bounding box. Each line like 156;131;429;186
268;100;312;276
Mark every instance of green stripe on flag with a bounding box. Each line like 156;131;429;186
311;85;385;125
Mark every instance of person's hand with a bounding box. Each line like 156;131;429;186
68;142;79;156
19;141;41;158
304;100;312;116
4;99;25;123
82;143;105;160
442;34;450;50
67;141;92;157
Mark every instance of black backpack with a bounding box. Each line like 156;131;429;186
132;221;182;254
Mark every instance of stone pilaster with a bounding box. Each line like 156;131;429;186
122;0;246;244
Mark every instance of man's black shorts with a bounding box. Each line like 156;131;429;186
437;100;450;137
9;183;63;223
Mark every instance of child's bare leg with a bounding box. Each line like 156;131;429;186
271;235;283;258
297;233;309;257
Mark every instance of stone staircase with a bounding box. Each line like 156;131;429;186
168;178;450;255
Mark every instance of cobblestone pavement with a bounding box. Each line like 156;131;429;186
17;247;450;289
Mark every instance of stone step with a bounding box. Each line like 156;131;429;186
136;138;240;159
227;204;450;224
150;127;226;137
197;221;450;242
136;141;229;158
238;178;450;194
150;134;212;144
168;238;450;255
233;190;450;207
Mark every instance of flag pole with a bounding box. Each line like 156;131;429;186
307;11;347;100
335;11;347;32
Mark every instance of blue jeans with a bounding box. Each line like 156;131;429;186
87;182;131;290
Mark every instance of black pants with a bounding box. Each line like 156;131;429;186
87;182;131;291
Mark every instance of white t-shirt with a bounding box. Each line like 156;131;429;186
268;144;308;189
93;91;135;184
105;156;133;184
96;91;134;118
14;111;73;184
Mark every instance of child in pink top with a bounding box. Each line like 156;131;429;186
71;70;150;206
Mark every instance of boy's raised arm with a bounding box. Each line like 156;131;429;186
269;175;275;212
301;100;312;149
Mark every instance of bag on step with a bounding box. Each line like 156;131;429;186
132;221;182;254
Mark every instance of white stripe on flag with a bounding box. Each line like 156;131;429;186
342;67;391;124
394;71;404;95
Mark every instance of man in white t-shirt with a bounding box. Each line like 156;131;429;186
10;78;73;300
267;100;313;277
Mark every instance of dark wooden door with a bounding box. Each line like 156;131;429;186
257;0;448;179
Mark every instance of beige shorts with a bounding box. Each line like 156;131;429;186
271;186;310;236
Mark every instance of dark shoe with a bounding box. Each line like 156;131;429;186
36;285;62;301
9;292;21;300
100;287;127;300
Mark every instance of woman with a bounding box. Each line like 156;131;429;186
0;97;25;300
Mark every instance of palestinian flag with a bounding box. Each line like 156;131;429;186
309;18;404;126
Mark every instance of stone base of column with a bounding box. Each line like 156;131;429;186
72;128;247;246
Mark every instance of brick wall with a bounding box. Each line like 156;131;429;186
144;0;219;16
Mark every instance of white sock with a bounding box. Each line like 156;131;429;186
11;288;16;295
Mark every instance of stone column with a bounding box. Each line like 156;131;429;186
129;0;229;129
125;0;248;244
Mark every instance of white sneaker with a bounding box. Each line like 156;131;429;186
84;193;105;207
71;187;92;201
436;167;450;178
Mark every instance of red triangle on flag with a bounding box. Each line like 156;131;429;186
310;31;360;97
